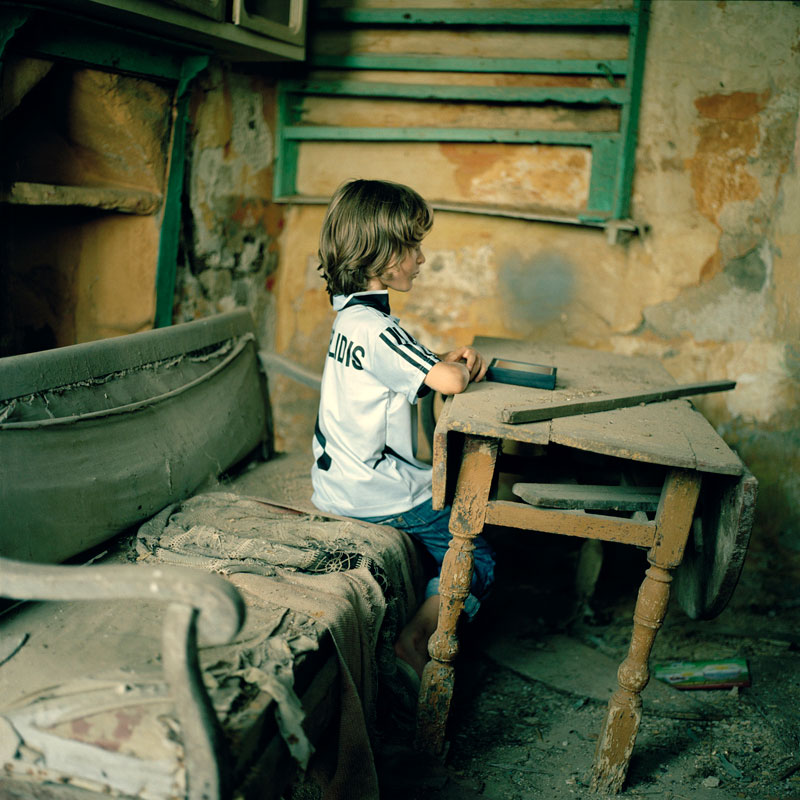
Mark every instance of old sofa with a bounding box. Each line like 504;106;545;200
0;309;424;800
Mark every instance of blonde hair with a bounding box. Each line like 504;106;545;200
318;179;433;300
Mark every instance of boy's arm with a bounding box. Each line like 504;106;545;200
424;346;488;395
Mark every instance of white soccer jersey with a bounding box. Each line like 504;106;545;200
311;290;439;517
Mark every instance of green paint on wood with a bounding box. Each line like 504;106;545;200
2;6;205;79
0;7;29;58
283;125;609;146
19;29;188;80
275;3;651;225
586;138;620;220
614;0;651;219
154;56;210;329
286;79;628;105
273;84;300;199
310;55;629;76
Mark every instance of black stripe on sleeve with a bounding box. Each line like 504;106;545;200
380;326;438;368
384;327;404;345
379;332;432;373
396;326;438;366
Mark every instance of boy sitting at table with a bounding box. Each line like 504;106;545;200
311;178;496;678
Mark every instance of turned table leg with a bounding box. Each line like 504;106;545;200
591;468;702;794
415;435;499;756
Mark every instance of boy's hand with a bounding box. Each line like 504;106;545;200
442;347;488;383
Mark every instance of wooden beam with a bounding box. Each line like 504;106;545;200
484;501;655;547
501;379;736;425
512;482;661;512
283;125;609;145
314;7;639;27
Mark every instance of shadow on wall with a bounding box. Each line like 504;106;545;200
498;249;575;335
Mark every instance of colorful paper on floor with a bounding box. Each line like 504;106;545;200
654;658;751;690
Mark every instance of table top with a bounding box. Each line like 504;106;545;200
438;337;743;477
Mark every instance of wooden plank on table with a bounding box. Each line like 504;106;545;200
512;482;661;511
472;337;676;399
677;404;745;475
455;339;741;476
501;380;736;424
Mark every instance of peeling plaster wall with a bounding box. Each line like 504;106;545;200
178;1;800;546
175;65;283;350
625;0;800;547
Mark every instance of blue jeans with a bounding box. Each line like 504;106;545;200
356;497;496;618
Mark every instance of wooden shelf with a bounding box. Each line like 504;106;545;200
40;0;306;62
0;182;162;215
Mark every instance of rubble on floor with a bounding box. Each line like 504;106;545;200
377;531;800;800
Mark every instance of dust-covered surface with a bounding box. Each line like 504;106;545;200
225;452;799;800
221;449;320;513
377;528;800;800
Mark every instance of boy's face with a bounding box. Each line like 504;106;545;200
368;244;425;293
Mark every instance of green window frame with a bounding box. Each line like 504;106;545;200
274;2;650;228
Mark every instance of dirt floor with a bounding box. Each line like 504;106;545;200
376;526;800;800
234;449;799;800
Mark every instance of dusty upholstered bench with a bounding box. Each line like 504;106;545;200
0;310;424;800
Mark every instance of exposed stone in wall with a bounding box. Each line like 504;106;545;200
621;0;799;545
642;240;774;344
177;2;798;544
175;63;282;350
260;0;800;544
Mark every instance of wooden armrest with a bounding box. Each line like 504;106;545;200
0;558;245;800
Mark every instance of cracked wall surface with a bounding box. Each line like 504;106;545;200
175;66;283;352
177;0;799;546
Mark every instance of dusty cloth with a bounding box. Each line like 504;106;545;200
232;569;382;798
137;491;421;799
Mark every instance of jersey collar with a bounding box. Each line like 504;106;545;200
333;291;391;314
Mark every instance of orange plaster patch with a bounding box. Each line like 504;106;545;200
690;156;761;220
439;143;507;197
688;92;767;222
699;250;723;282
439;142;589;209
694;90;770;120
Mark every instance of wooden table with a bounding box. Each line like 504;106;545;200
415;337;753;793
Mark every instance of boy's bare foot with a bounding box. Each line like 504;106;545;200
394;594;440;678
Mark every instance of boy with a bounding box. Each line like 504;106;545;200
311;178;495;677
